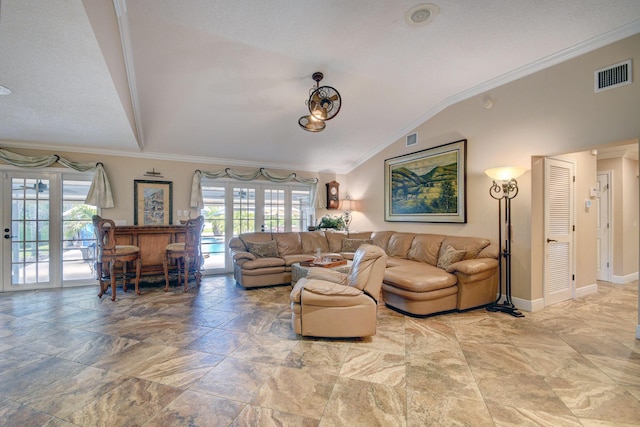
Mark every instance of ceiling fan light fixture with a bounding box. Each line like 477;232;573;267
298;115;326;132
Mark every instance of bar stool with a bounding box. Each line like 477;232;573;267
92;215;142;301
163;215;204;292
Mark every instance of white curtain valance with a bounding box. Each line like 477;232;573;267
190;168;322;209
0;148;114;208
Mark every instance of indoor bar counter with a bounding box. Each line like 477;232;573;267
114;224;186;277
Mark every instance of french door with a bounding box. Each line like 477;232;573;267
1;171;96;291
199;180;313;273
2;172;58;290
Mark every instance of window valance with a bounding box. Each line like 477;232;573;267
0;148;114;208
189;168;323;209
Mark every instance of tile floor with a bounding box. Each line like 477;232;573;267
0;275;639;426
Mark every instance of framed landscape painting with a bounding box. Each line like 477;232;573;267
134;180;173;225
384;139;466;223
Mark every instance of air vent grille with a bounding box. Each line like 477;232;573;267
595;59;632;93
406;133;417;147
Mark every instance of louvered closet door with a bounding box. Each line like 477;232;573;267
544;158;575;306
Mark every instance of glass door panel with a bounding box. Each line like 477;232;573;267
61;179;97;282
7;177;53;288
263;188;285;232
201;184;226;271
232;187;256;235
292;190;311;232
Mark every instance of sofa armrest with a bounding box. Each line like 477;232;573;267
302;279;363;297
231;250;256;262
307;268;348;285
446;258;498;274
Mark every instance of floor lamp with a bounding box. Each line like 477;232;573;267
485;166;526;318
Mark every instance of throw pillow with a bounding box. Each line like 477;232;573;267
341;238;373;252
437;245;466;270
246;240;279;258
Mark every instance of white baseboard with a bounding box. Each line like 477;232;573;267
612;272;638;284
504;283;598;313
512;296;545;312
576;283;598;298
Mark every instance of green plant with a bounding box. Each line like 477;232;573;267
317;215;345;230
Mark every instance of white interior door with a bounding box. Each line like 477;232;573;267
544;158;575;306
596;172;612;282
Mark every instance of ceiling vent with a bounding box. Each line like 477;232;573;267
406;133;418;147
594;59;632;93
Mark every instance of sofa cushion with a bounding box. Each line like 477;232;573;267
441;236;490;260
477;244;500;259
386;257;418;268
246;240;279;258
437;244;467;270
408;234;446;266
239;257;285;270
239;232;274;247
274;232;303;256
326;231;348;253
386;233;416;258
300;231;330;254
341;238;372;252
384;263;457;293
371;231;395;252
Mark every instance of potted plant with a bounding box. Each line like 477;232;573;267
317;215;345;230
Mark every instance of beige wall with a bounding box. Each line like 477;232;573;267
347;34;640;303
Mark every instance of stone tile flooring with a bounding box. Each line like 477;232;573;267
0;275;639;426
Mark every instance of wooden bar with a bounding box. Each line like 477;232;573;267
114;225;185;276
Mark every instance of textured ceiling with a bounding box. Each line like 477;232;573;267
1;0;640;173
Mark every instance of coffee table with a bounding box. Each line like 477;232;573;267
291;260;353;285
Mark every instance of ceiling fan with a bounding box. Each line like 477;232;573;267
298;72;342;132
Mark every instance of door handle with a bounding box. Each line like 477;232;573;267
546;238;558;243
4;234;16;239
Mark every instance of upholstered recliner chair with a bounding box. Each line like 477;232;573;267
290;244;387;338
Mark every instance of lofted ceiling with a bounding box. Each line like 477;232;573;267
1;1;640;173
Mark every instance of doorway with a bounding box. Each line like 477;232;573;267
596;171;612;282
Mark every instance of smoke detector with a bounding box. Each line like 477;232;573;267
405;3;439;26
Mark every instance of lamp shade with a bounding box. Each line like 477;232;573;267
340;198;355;211
485;166;526;181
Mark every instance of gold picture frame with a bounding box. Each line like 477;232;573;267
134;180;173;225
384;139;467;223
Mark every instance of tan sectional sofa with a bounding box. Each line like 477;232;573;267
229;230;500;316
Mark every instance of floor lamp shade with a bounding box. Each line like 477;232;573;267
485;166;525;181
